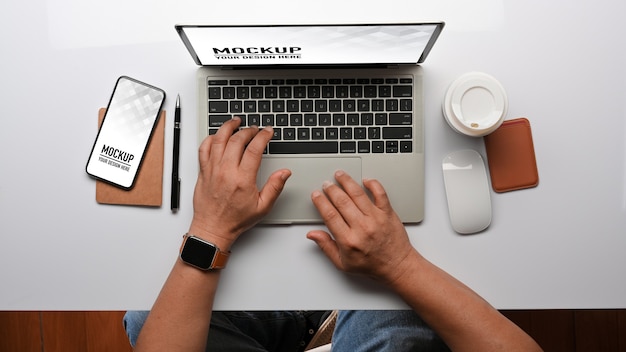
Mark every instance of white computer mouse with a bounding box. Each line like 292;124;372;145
442;150;492;234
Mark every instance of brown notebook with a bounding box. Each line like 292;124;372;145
95;108;165;206
484;118;539;193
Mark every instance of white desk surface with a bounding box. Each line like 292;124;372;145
1;0;625;310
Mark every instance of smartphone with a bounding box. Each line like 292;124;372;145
86;76;165;190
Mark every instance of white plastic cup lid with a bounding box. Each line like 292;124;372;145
443;72;507;137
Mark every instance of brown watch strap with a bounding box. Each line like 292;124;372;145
211;249;229;269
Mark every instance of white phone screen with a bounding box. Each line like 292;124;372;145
86;76;165;189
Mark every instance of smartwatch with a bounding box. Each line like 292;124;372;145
180;234;229;270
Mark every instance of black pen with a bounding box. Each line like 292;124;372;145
171;94;181;212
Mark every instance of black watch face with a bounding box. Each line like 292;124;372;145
181;237;217;270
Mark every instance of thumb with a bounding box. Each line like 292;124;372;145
307;230;342;270
258;169;291;212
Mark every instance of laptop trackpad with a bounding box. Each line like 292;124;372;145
257;157;362;224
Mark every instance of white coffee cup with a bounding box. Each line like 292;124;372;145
443;72;507;137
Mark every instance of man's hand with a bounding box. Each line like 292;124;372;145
307;170;417;284
188;118;291;250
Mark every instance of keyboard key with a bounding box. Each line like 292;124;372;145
340;127;352;139
287;100;299;112
269;141;338;154
298;128;310;140
308;86;321;98
209;114;232;127
350;86;363;98
343;100;356;112
386;140;399;153
389;113;412;125
358;141;370;153
304;114;317;126
230;101;242;113
301;100;314;112
290;114;303;126
265;87;278;98
400;141;413;153
386;99;399;111
223;87;235;99
322;86;334;98
279;86;292;98
276;114;289;126
340;141;357;153
209;87;221;99
272;100;285;112
354;127;367;139
262;114;274;126
294;86;306;98
326;128;339;140
393;85;412;97
357;100;370;112
283;128;296;140
312;128;324;139
209;101;228;113
368;127;381;139
248;114;260;126
336;86;348;98
364;86;377;98
347;114;360;125
361;113;373;125
372;141;384;153
244;101;257;113
208;80;227;85
315;100;328;112
383;127;412;139
333;114;346;126
400;99;412;111
375;113;387;125
319;114;331;126
258;101;271;113
251;87;264;99
329;100;342;112
237;87;250;99
372;100;385;111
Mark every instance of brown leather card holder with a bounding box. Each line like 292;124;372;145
483;118;539;193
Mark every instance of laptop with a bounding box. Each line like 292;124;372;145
175;23;444;224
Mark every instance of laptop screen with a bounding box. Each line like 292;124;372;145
176;23;444;66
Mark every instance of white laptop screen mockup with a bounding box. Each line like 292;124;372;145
176;23;444;66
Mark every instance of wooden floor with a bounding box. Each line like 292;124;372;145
1;310;625;351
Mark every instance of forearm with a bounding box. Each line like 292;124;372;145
390;250;542;352
134;259;220;352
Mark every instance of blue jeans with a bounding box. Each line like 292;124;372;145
123;310;449;352
332;311;449;352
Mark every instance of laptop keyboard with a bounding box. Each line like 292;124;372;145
206;77;415;154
